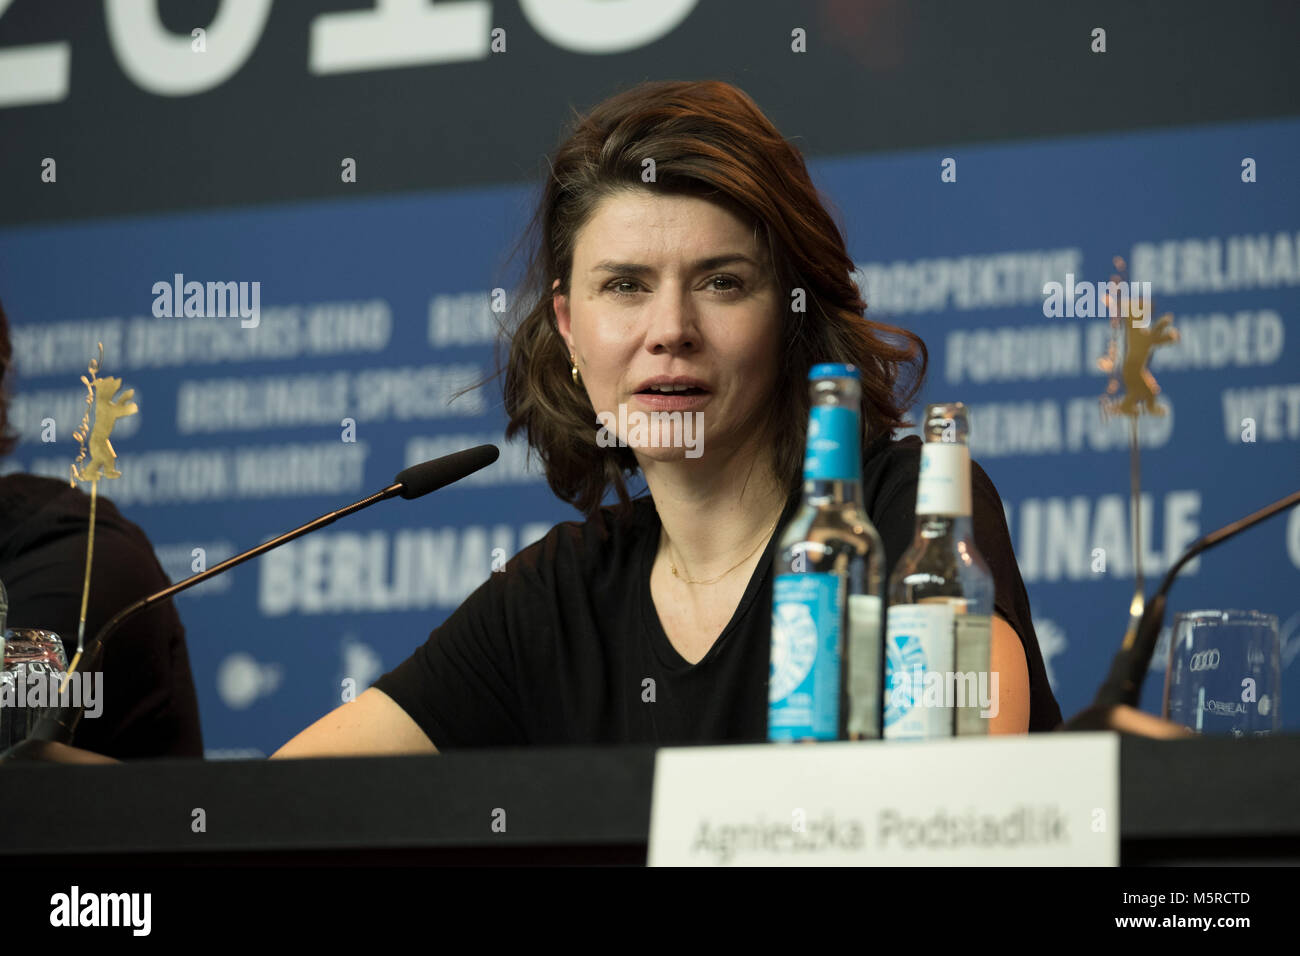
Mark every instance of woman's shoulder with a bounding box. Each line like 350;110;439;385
861;431;1006;515
0;472;151;562
861;433;922;504
862;432;921;469
501;495;656;582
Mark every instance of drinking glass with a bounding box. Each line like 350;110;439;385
0;628;69;750
1163;609;1280;735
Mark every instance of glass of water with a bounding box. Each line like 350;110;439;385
1163;609;1280;736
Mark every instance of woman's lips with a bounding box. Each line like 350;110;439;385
630;390;712;411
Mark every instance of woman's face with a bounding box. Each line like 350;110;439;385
553;189;782;468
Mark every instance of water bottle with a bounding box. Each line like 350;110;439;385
769;363;886;741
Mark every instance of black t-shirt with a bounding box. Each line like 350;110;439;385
373;435;1063;747
0;474;204;759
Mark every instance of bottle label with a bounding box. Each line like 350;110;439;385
954;613;993;735
769;573;842;741
916;443;971;516
803;406;861;481
846;594;883;739
884;603;955;740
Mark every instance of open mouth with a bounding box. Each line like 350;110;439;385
637;385;708;396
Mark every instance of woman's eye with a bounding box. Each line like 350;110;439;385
603;276;744;297
604;279;640;297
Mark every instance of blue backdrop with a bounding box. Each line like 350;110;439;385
1;115;1296;753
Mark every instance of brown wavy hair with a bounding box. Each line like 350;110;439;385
498;79;926;517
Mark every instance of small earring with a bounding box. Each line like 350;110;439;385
570;356;580;385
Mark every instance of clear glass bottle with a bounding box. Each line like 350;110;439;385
769;364;885;742
884;403;995;740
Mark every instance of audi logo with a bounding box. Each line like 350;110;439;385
1189;649;1221;672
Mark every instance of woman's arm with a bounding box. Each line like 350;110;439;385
271;544;540;758
271;687;438;758
988;614;1030;733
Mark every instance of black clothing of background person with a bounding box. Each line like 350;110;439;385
0;473;203;758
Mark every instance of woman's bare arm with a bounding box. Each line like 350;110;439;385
271;687;438;758
988;614;1031;733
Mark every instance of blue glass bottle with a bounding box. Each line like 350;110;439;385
769;364;885;742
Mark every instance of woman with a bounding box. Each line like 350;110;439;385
274;80;1061;757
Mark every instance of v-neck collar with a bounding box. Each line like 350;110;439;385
638;492;801;671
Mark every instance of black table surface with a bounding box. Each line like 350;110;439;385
3;734;1298;865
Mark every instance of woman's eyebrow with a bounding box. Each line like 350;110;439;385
590;253;759;276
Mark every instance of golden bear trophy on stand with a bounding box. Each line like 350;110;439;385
1059;258;1190;737
0;343;136;763
1095;258;1179;657
65;343;139;681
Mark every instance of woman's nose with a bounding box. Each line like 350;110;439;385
643;286;698;353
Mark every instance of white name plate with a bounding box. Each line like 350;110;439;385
648;733;1119;866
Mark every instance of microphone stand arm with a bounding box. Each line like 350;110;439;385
28;482;403;745
1088;487;1300;716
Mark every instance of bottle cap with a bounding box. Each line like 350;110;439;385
808;363;860;380
922;402;970;444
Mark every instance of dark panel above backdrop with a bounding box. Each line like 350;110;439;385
1;0;1298;225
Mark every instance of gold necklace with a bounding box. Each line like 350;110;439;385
665;514;781;586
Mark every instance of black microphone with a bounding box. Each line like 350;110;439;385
10;445;500;753
394;444;498;498
1061;487;1300;731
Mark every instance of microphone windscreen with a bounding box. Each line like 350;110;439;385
395;445;499;499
